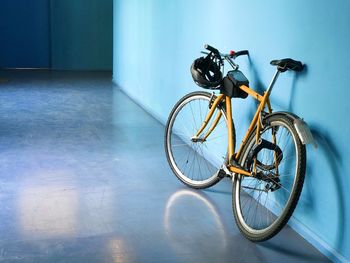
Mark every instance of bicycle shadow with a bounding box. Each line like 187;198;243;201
246;57;309;114
247;56;265;98
287;64;345;252
288;64;308;112
244;60;345;254
238;56;267;129
307;125;346;253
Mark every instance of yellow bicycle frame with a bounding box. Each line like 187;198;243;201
192;84;276;177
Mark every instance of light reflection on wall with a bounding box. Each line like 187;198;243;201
17;181;78;238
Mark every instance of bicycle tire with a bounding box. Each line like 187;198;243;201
232;114;306;241
165;91;235;189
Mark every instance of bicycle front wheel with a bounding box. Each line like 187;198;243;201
233;114;306;241
165;91;234;189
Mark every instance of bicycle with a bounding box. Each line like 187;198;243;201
164;44;316;241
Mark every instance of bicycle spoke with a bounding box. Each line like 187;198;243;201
167;93;229;188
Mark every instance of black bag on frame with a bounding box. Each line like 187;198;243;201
220;70;249;99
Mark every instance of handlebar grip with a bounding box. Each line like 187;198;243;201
233;50;249;58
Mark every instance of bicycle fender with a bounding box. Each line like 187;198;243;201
263;111;317;148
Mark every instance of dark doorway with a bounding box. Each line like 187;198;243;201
0;0;50;68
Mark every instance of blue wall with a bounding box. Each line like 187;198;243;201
51;0;113;70
113;0;350;261
0;0;50;68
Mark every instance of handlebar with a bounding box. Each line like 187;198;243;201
203;44;249;70
203;44;249;59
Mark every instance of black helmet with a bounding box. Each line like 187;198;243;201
190;54;222;88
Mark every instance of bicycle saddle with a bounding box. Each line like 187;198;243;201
270;58;303;72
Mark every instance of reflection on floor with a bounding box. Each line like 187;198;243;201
0;70;330;262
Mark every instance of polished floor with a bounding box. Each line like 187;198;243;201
0;70;330;262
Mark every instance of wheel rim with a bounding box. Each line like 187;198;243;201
166;94;228;187
235;120;299;234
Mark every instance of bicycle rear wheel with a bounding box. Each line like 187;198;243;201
165;91;234;189
232;114;306;241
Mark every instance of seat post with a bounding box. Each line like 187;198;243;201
266;69;281;95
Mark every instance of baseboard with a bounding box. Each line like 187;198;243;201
112;80;167;126
288;216;349;263
112;79;349;263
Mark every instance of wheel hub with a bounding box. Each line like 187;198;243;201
255;171;281;192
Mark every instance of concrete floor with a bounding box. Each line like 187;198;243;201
0;70;330;262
